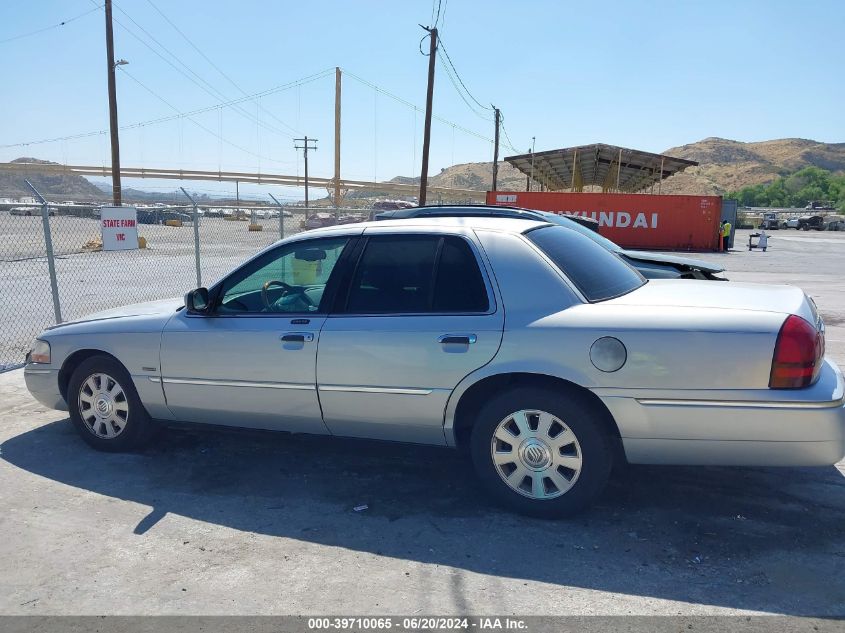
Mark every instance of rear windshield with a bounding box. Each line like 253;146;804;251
526;225;646;302
535;211;623;253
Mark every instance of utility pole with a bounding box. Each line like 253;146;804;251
526;137;536;192
525;146;531;192
104;0;125;206
294;136;318;210
333;67;342;209
418;26;437;206
530;136;536;191
492;106;500;191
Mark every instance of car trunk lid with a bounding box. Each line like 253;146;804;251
606;280;819;325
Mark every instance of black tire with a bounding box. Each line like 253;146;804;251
469;386;613;518
67;355;156;452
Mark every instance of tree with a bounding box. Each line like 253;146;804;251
729;167;845;209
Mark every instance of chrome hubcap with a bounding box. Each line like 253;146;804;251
78;373;129;439
491;409;582;500
520;439;552;470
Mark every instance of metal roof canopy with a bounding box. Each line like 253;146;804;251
504;143;698;193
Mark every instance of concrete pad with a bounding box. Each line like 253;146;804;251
1;227;844;616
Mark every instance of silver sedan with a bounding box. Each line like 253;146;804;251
24;217;845;517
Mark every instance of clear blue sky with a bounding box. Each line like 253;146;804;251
1;0;843;199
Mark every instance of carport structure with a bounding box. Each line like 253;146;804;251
505;143;698;193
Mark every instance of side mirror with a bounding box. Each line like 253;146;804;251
185;287;209;313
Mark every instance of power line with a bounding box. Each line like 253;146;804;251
438;0;449;32
144;0;300;136
437;48;491;121
112;2;295;139
117;67;293;166
499;115;520;154
101;0;297;140
1;129;107;149
0;5;102;45
0;69;333;149
437;37;492;113
343;69;494;145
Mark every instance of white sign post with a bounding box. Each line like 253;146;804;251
100;206;139;251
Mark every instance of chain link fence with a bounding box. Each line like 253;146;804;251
0;192;368;370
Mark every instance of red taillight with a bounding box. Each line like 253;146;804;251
769;315;824;389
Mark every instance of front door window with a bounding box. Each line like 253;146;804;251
216;237;349;314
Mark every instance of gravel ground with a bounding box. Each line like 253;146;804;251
0;227;844;617
0;211;306;369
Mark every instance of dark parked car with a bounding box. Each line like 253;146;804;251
337;213;369;225
137;209;192;225
796;215;825;231
304;212;337;230
372;199;417;211
375;205;726;280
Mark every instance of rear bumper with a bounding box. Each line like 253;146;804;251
23;366;67;411
622;436;845;467
601;359;845;467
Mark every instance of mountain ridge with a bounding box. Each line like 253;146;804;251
392;137;845;196
3;137;844;201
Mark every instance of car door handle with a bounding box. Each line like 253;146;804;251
281;332;314;343
438;333;477;345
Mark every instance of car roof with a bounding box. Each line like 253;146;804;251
375;204;601;229
302;215;548;237
376;204;545;220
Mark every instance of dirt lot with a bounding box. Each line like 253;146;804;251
0;228;843;616
0;211;306;369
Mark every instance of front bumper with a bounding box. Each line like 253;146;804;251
23;366;67;411
601;359;845;467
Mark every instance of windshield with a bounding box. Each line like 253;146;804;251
526;225;646;302
533;211;623;253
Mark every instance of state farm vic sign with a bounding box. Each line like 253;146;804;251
487;191;722;251
100;206;139;251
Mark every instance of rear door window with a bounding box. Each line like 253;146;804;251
343;235;489;314
433;237;489;312
526;225;645;301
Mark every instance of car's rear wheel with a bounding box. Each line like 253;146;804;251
469;387;613;518
68;355;155;451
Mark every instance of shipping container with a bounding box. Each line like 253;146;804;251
486;191;723;251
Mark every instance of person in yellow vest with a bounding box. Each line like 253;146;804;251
721;220;732;252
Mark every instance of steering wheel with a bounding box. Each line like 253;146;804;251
261;280;293;309
261;280;315;311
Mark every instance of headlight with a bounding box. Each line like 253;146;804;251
30;339;51;364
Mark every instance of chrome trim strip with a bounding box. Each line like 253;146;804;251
637;397;845;410
148;376;161;383
319;384;433;396
162;377;315;391
23;369;52;375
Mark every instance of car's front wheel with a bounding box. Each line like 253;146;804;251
68;355;155;451
469;387;613;518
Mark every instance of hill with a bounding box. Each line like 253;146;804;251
389;161;525;194
391;138;845;196
5;137;844;202
658;138;845;195
0;158;105;200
